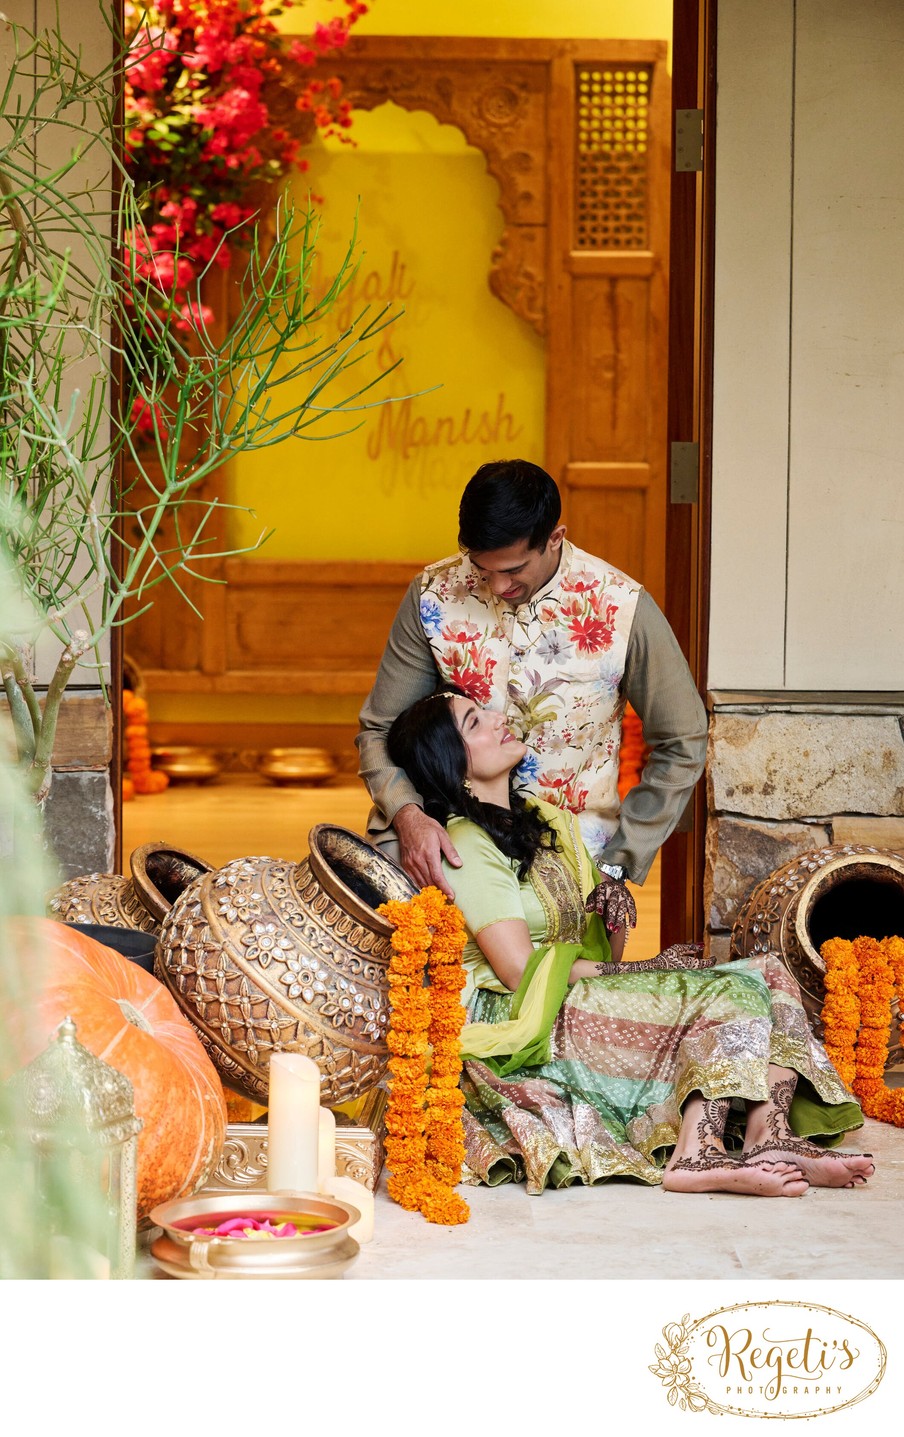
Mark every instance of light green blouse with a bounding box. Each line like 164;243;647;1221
441;812;595;1004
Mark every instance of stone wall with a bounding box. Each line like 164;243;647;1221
44;694;115;880
2;693;114;883
704;695;904;960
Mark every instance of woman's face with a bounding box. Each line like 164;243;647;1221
449;696;526;782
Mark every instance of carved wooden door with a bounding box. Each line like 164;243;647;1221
545;45;669;605
324;37;670;603
121;38;671;739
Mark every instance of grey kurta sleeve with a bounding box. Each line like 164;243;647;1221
602;588;708;885
356;576;440;823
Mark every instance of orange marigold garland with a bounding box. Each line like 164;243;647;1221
820;933;904;1127
820;937;860;1088
122;689;169;797
378;887;469;1225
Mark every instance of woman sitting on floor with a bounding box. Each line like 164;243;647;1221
387;690;874;1198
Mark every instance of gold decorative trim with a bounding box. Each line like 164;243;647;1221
203;1091;387;1195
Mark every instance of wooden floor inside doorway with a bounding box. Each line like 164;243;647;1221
121;773;662;956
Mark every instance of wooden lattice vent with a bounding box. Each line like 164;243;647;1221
575;65;651;250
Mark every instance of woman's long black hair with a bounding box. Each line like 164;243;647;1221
387;689;559;880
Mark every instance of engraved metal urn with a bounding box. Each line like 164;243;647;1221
731;842;904;1065
155;826;417;1105
47;841;212;934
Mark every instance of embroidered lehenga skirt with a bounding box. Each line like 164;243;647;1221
460;954;859;1193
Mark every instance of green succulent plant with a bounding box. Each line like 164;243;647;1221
0;13;402;804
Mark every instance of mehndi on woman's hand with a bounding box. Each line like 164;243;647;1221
585;875;638;935
592;943;716;976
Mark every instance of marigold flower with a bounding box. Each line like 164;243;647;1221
821;932;904;1127
378;889;469;1223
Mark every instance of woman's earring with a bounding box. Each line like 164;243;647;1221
463;778;474;794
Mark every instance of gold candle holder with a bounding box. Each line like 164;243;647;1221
204;1088;387;1196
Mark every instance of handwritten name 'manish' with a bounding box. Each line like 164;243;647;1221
366;393;523;462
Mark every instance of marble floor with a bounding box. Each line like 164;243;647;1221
126;775;904;1283
138;1115;902;1282
345;1115;903;1281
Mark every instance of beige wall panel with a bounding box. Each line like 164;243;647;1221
12;0;116;686
569;278;649;460
708;0;794;689
785;0;904;688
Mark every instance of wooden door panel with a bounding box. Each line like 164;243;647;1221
564;462;653;583
223;564;415;672
547;47;669;609
569;277;651;458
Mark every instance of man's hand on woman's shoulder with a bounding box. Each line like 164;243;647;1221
393;803;462;900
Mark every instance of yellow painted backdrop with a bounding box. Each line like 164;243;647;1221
229;1;672;564
231;105;542;562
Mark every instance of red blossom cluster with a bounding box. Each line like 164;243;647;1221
124;0;367;418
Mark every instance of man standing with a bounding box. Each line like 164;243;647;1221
357;460;707;942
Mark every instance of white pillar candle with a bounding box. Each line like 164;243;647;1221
325;1174;375;1244
266;1053;320;1194
318;1107;336;1191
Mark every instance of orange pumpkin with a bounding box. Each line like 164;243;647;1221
10;918;227;1219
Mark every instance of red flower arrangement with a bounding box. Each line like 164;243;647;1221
124;0;367;387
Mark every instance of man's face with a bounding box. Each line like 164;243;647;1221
467;526;566;606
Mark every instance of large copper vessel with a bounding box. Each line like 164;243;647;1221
731;842;904;1065
155;826;417;1105
47;841;212;933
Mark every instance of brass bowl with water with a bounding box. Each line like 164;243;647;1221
148;1190;361;1279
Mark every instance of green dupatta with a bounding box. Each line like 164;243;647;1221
458;799;610;1077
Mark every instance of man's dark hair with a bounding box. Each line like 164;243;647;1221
458;459;561;553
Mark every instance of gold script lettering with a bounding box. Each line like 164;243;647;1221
366;392;523;462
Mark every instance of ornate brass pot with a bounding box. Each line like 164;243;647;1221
731;842;904;1065
154;825;417;1105
48;841;212;933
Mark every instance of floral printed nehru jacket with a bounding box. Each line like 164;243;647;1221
419;541;640;860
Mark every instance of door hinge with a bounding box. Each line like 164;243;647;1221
675;108;704;172
670;441;699;504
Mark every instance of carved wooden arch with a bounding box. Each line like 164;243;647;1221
295;36;671;598
292;38;555;335
124;36;671;805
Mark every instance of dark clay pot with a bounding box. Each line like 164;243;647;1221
74;923;158;974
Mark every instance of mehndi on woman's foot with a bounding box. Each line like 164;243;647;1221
663;1151;809;1198
740;1138;874;1188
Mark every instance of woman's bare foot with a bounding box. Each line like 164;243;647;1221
663;1156;808;1198
742;1064;874;1188
741;1139;874;1188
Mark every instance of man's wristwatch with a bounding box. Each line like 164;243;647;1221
599;863;627;882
